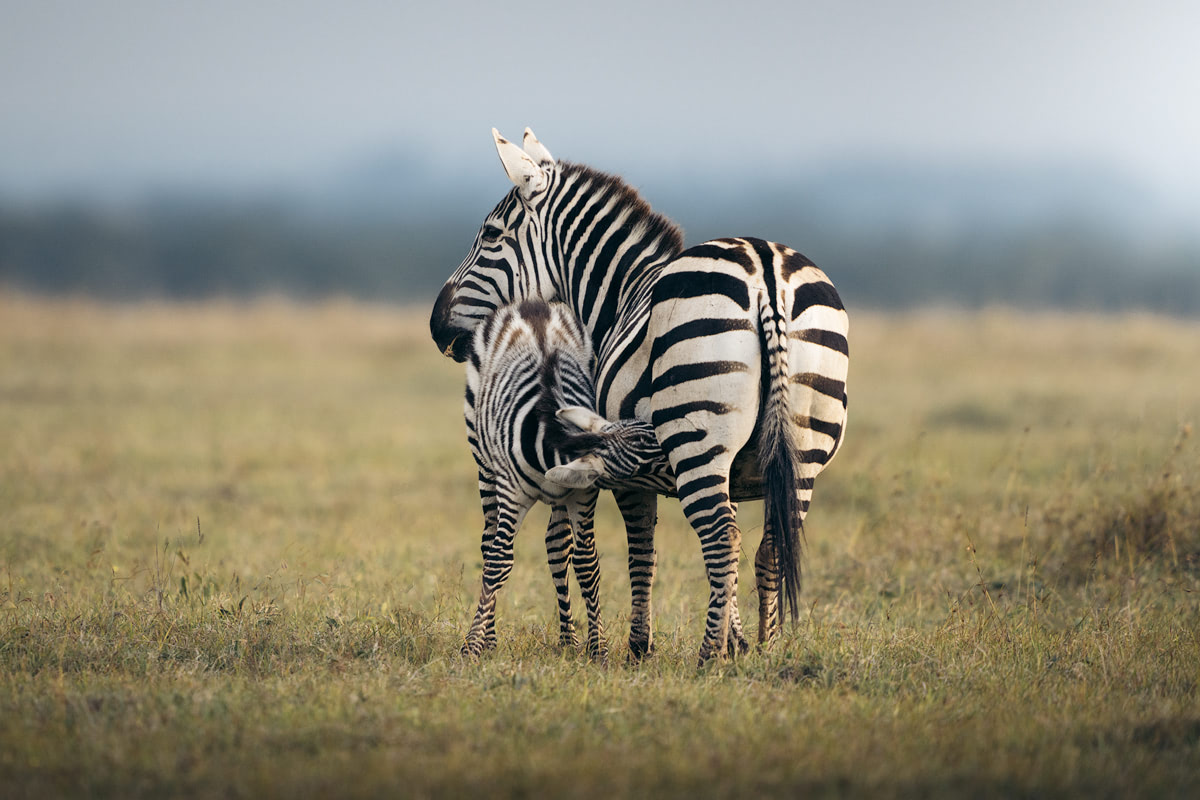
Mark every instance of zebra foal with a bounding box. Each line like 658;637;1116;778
462;298;669;659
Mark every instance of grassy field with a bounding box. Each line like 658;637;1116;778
2;293;1199;798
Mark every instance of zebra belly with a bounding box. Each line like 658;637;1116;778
595;471;678;497
729;443;766;502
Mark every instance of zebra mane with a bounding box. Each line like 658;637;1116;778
555;161;685;259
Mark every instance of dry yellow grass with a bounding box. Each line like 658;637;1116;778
1;293;1198;798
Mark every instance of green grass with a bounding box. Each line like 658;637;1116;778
2;295;1199;798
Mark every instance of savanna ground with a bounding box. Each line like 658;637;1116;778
1;292;1198;798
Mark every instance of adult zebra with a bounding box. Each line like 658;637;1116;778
431;128;849;663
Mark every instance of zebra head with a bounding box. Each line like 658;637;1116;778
546;406;671;490
430;127;559;362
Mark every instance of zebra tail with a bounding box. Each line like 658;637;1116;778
757;291;803;623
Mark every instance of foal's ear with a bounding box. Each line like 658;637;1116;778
522;127;555;168
546;455;604;489
556;406;609;433
493;128;548;198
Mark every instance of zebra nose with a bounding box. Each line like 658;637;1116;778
430;284;455;346
430;284;471;361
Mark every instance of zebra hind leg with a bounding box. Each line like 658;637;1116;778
544;505;578;648
756;475;814;646
614;490;658;661
726;594;749;657
754;532;782;647
725;502;750;657
684;483;742;666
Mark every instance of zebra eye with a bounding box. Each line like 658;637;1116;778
481;224;503;243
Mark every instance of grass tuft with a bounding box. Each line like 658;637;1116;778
1040;424;1200;584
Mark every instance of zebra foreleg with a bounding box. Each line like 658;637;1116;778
463;492;530;658
568;490;607;661
544;505;578;648
614;489;658;661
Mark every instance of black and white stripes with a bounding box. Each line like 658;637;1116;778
433;129;849;663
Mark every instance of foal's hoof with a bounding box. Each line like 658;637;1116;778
461;641;485;660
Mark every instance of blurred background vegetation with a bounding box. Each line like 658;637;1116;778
3;157;1198;313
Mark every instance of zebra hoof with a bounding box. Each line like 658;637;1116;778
627;633;654;662
697;639;729;667
461;639;488;659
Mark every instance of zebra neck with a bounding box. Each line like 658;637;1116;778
547;163;684;359
555;249;669;357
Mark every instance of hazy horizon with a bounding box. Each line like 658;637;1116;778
3;0;1200;211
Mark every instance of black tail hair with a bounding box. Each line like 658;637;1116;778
757;295;804;622
762;435;803;621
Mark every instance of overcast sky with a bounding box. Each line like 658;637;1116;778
2;0;1198;204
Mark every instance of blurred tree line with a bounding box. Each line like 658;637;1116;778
2;164;1198;314
0;200;461;301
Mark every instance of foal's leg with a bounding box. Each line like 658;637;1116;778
463;485;531;658
568;490;606;660
473;469;500;650
544;504;577;647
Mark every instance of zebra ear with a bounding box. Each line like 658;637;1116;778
557;406;609;433
546;455;604;489
522;128;555;168
493;127;548;198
